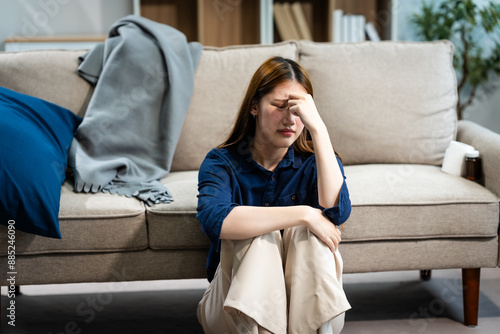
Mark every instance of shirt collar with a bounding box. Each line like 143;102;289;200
231;140;302;174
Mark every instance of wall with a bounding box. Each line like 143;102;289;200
0;0;133;50
396;0;500;134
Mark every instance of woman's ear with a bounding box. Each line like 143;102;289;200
250;102;258;116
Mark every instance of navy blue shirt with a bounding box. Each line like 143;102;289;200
196;142;351;281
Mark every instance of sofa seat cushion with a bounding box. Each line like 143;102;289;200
146;171;209;250
0;180;148;256
147;166;499;249
343;164;499;242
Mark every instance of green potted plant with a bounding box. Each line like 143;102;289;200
411;0;500;119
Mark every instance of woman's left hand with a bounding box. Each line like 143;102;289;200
287;93;325;134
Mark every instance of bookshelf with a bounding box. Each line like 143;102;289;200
331;0;394;41
135;0;395;47
136;0;260;46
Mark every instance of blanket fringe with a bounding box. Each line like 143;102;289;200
75;180;173;206
75;181;103;194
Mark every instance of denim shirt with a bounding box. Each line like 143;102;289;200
196;142;351;281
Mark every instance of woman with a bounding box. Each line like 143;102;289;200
196;56;351;334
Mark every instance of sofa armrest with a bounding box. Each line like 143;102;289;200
457;120;500;198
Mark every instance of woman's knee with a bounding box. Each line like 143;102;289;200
284;225;309;243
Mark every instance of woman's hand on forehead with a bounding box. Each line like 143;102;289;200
287;93;325;133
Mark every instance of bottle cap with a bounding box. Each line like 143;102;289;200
465;150;480;158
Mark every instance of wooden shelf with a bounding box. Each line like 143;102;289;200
138;0;394;47
139;0;198;42
197;0;260;46
3;35;107;52
4;35;107;43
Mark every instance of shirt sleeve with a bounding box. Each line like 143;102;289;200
313;156;352;226
196;150;239;250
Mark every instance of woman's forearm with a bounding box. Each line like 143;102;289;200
220;204;342;252
287;93;344;208
220;205;310;240
310;125;344;208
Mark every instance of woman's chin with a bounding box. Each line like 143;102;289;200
273;137;297;148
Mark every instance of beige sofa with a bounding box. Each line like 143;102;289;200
1;40;499;327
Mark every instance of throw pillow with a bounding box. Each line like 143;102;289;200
0;87;82;238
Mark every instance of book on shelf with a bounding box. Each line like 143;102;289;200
260;0;274;44
365;21;381;42
273;1;312;41
273;2;293;40
332;9;343;43
290;2;313;40
281;2;302;40
352;14;365;42
341;12;349;42
331;10;367;43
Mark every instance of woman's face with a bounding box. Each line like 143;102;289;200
252;80;306;150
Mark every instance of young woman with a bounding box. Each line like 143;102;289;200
196;57;351;334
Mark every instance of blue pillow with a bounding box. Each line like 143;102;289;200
0;87;82;238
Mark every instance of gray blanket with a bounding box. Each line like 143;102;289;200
69;15;202;206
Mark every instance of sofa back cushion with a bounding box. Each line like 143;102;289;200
299;40;457;165
0;50;92;117
171;41;298;171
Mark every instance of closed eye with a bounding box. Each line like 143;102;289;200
272;104;287;109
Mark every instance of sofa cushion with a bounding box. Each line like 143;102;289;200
342;164;499;242
146;166;499;250
0;87;82;238
0;180;148;256
146;171;209;249
0;50;93;116
340;237;499;273
171;41;298;171
298;41;457;166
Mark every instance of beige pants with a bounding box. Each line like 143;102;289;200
197;226;351;334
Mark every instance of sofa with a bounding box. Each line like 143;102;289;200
1;40;499;327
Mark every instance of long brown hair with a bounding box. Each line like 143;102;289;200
218;56;315;155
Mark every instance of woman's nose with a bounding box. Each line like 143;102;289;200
283;108;295;125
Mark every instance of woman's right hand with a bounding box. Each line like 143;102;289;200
303;206;342;253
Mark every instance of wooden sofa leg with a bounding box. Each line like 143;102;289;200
462;268;480;326
420;270;432;281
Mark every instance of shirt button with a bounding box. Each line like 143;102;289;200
265;203;270;207
271;176;275;181
291;195;296;201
